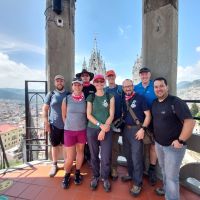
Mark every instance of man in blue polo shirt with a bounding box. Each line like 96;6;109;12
134;67;157;186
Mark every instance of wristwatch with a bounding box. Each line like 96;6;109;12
141;126;147;131
96;122;101;127
178;138;186;145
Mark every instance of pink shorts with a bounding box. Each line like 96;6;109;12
64;129;86;147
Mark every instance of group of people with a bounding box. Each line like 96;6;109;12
42;67;195;200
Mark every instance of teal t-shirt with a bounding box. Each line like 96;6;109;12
86;93;113;129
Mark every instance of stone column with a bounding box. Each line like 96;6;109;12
45;0;76;91
142;0;178;95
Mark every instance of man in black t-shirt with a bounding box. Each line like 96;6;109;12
76;69;96;163
152;77;195;200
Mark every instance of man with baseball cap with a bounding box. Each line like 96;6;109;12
43;74;70;177
105;70;123;180
134;67;157;185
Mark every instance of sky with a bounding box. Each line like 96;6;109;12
0;0;200;89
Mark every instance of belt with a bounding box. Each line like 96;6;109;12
125;125;137;129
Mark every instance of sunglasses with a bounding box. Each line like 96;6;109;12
94;80;105;83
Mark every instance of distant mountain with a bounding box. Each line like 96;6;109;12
177;79;200;89
0;88;25;101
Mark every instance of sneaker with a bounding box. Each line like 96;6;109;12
74;172;82;185
130;185;142;196
111;168;118;181
148;168;157;186
155;187;165;196
90;176;99;190
103;179;111;192
62;174;70;189
121;175;132;182
49;165;58;177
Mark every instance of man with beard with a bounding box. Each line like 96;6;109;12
121;79;151;196
43;75;70;177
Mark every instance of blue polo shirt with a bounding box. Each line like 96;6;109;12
134;80;156;108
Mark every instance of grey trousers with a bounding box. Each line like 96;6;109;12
87;127;112;179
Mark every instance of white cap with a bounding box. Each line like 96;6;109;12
54;75;65;80
72;77;83;85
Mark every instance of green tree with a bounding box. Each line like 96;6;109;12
195;112;200;125
190;103;199;116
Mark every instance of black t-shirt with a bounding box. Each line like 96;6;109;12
123;93;149;125
152;95;193;146
83;84;96;99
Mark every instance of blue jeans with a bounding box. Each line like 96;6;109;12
155;142;186;200
123;126;143;186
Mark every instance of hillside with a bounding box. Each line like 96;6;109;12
177;79;200;100
0;88;25;101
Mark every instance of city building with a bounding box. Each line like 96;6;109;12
0;124;24;150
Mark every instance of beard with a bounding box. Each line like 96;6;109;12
56;85;64;91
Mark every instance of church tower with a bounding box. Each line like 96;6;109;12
82;38;106;76
132;55;142;85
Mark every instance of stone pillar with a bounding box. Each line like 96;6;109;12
142;0;178;95
45;0;76;91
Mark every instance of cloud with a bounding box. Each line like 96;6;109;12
118;26;124;35
177;60;200;83
0;52;45;89
118;25;132;38
196;46;200;52
115;75;125;85
0;34;45;55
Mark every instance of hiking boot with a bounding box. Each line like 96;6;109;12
49;164;58;177
62;174;70;189
148;168;157;186
121;175;132;182
130;185;142;196
111;168;118;181
103;179;111;192
74;172;82;185
155;187;165;196
90;176;99;190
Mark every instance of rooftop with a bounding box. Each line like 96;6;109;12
0;161;199;200
0;124;18;134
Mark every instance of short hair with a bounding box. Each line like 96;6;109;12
154;77;168;86
122;79;133;86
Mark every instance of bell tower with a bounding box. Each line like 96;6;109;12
45;0;76;91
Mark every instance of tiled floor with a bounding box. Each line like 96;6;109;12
0;162;199;200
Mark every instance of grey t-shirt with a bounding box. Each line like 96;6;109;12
63;94;87;131
44;90;69;129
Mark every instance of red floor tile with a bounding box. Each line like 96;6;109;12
19;184;42;200
0;162;199;200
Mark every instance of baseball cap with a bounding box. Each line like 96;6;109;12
106;70;116;77
139;67;151;74
93;74;105;82
54;74;65;80
72;77;83;84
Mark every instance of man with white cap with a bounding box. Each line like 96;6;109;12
43;75;70;177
